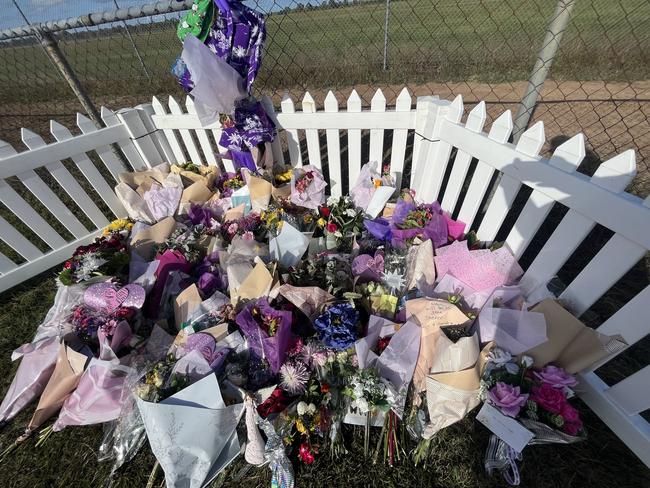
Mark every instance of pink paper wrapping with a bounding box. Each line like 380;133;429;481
52;359;132;431
434;240;523;291
290;165;327;210
0;337;60;423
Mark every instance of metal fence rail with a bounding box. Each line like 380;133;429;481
1;0;649;195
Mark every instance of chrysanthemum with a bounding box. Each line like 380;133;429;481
279;361;309;395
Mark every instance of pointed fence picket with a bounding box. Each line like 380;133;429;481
0;107;149;292
0;87;648;467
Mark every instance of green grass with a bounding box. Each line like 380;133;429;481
1;0;649;105
0;269;648;488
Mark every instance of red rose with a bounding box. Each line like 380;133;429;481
560;403;582;435
298;442;315;464
63;260;73;270
326;222;338;233
319;206;331;218
320;383;330;394
530;383;567;414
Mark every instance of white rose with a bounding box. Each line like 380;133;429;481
327;196;339;206
345;208;357;218
520;355;534;368
307;403;317;415
297;401;308;416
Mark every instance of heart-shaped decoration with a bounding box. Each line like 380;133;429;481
351;252;385;283
84;282;146;313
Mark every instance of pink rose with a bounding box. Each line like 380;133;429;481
560;403;582;435
531;383;567;414
242;231;254;241
227;223;239;236
534;365;577;389
560;403;580;423
488;382;529;417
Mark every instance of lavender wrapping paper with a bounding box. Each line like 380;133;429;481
0;337;60;423
477;287;547;355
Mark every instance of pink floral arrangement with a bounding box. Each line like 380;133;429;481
481;348;583;437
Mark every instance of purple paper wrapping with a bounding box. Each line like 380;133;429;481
147;250;194;318
391;214;448;248
235;298;291;374
351;252;385;283
477;287;547;354
0;337;60;423
364;218;392;241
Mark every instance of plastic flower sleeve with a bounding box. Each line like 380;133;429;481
181;34;246;126
0;336;60;424
137;374;244;488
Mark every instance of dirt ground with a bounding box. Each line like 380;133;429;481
1;80;648;196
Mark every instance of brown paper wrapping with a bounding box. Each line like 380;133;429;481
28;345;88;430
525;300;627;373
170;164;219;189
181;181;213;204
406;298;471;395
174;284;203;329
130;216;176;260
232;261;276;304
248;175;272;212
223;203;246;222
271;184;292;202
277;284;335;318
119;166;168;188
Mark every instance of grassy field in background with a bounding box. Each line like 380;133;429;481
1;0;650;105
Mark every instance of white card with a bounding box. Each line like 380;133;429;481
365;185;395;219
476;403;534;453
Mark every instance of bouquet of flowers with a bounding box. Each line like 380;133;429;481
220;212;264;244
216;171;246;197
478;348;585;485
235;298;292;375
343;368;393;456
321;196;365;252
290;165;327;210
313;302;360;351
59;234;130;286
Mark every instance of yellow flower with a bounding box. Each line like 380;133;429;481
316;218;326;227
295;419;308;435
373;178;382;188
103;218;133;236
276;169;293;183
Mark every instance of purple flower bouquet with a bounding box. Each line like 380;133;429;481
235;298;292;374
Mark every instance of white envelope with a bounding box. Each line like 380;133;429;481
365;185;395;219
270;222;310;268
138;374;244;488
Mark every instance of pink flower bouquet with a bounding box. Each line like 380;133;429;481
290;165;327;210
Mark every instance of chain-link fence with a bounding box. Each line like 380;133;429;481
1;0;649;195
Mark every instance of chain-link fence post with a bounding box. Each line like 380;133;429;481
382;0;391;71
38;30;104;129
513;0;576;141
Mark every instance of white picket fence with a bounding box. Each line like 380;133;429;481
0;88;648;467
